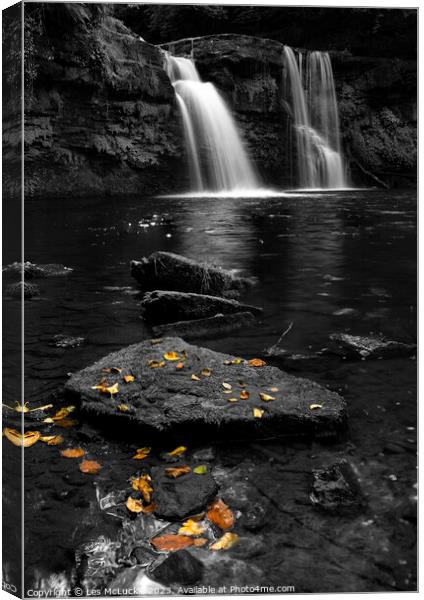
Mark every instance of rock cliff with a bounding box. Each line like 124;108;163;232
3;5;415;197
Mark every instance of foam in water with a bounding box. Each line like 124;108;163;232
165;54;259;193
283;47;346;189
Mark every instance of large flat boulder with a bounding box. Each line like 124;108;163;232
65;338;346;439
141;290;262;325
131;251;250;297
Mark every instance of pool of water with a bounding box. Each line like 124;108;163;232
3;189;417;593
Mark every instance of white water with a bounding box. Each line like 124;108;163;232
283;47;346;189
166;54;259;193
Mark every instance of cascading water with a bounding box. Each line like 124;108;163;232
283;46;346;189
165;53;259;193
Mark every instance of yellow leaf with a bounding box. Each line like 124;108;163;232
123;374;135;383
92;382;119;395
40;435;63;446
117;404;129;412
126;496;144;513
253;408;264;418
164;351;181;361
222;382;232;390
132;447;151;460
14;402;29;413
309;403;323;410
167;445;187;457
165;465;191;479
259;393;276;402
224;358;243;365
248;358;267;367
201;368;211;377
191;374;200;381
102;367;122;374
148;359;165;369
61;447;85;458
132;474;153;502
228;398;238;403
210;532;239;551
223;390;232;394
178;519;206;536
79;459;102;474
240;390;250;400
3;428;41;448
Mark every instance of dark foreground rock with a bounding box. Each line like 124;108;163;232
141;291;262;325
310;460;365;514
328;333;416;360
4;281;40;299
131;251;251;298
3;261;72;278
149;550;204;586
152;312;256;340
151;465;218;520
65;337;346;439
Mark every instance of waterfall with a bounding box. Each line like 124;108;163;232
283;47;346;189
165;54;259;193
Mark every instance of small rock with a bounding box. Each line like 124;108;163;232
228;535;266;559
3;261;72;278
5;281;40;299
327;333;416;360
310;460;365;513
149;550;203;586
49;334;85;348
242;501;269;532
152;465;218;521
191;447;217;462
131;545;157;567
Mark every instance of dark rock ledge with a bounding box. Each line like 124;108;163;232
65;337;346;439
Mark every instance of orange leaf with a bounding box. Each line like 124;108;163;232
207;498;234;530
123;374;135;383
3;428;40;448
164;351;181;361
132;447;151;460
151;534;194;552
61;447;85;458
132;474;153;502
248;358;266;367
79;459;101;474
240;390;250;400
176;363;185;370
55;418;78;428
165;465;191;479
51;406;76;421
193;537;208;547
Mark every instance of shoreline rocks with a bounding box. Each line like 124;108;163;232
65;337;346;439
327;333;416;360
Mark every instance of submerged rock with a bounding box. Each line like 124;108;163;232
141;291;262;325
65;337;346;439
3;261;72;278
328;333;416;359
149;550;204;586
75;534;120;593
310;460;365;513
152;311;256;340
4;281;40;299
131;251;251;297
49;334;85;348
151;465;218;521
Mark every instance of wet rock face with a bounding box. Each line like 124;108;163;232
13;6;183;199
65;337;346;439
151;465;219;521
131;251;251;298
3;261;72;279
141;290;262;325
152;312;256;341
4;281;40;299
